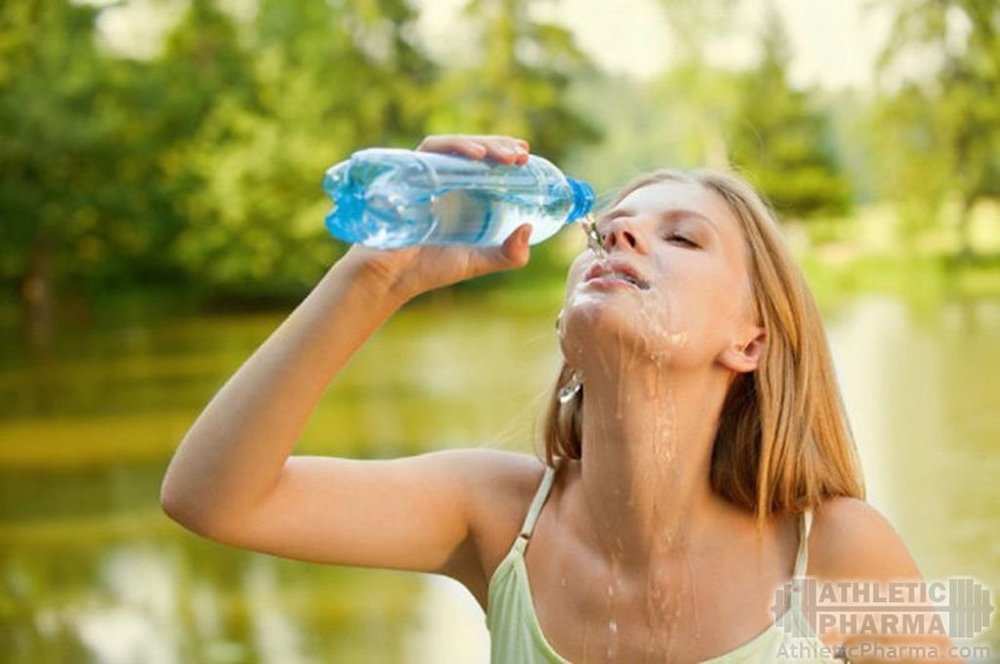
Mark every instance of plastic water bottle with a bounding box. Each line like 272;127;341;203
322;148;594;249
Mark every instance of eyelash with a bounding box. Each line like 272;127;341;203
593;229;699;248
666;234;698;248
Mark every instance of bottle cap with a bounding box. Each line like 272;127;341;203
566;177;595;222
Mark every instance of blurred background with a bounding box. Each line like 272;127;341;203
1;0;997;662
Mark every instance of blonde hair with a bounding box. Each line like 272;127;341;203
543;168;865;524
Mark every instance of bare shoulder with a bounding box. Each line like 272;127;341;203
430;447;545;504
448;448;547;523
807;495;960;659
425;447;546;526
808;497;923;581
446;448;548;561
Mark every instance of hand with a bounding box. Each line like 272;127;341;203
417;134;531;167
343;134;534;301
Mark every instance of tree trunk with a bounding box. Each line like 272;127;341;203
21;237;54;349
955;194;977;263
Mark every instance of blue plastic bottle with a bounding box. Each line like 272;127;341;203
322;148;594;249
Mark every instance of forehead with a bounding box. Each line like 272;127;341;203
609;180;739;235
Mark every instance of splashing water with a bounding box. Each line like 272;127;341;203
580;214;607;261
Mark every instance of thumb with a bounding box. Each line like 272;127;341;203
466;224;531;277
497;223;532;270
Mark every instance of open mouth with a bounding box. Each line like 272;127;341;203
584;262;651;290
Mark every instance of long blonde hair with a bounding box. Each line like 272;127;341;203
543;169;865;524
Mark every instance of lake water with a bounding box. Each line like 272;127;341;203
1;290;997;663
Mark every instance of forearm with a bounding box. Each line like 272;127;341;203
160;249;410;531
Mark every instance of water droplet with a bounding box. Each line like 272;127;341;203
606;618;620;659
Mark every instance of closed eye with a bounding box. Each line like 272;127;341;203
667;234;698;248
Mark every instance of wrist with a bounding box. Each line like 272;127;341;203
334;246;419;306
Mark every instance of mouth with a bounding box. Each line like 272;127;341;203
584;260;651;290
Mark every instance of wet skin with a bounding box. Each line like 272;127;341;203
530;180;779;661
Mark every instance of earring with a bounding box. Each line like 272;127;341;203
558;370;583;403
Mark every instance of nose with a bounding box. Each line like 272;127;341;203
602;217;646;254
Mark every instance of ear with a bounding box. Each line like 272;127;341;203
719;327;766;374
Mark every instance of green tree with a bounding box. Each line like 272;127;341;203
871;0;999;257
428;0;600;165
564;0;745;195
0;0;152;335
655;0;741;63
0;0;611;317
726;5;852;219
172;0;439;297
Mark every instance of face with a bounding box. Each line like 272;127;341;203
559;179;760;374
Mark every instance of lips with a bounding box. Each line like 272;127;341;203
584;260;651;290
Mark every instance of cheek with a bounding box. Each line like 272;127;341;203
646;267;745;355
682;275;756;360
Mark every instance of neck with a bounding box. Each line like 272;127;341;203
573;361;733;569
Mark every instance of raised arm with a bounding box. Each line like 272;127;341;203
160;135;537;602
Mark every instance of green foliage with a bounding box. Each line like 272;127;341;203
654;0;742;62
0;0;158;289
0;0;600;306
561;65;743;201
594;0;852;220
1;0;994;316
725;7;852;219
428;0;600;164
868;0;999;254
172;0;438;297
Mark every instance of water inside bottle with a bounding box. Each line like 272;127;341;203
428;188;572;245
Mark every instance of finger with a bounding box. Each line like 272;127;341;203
417;135;488;159
417;135;530;165
463;224;530;276
481;139;529;165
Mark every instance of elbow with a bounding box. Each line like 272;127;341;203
159;481;195;530
159;476;245;545
159;477;214;537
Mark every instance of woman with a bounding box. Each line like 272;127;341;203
162;135;956;662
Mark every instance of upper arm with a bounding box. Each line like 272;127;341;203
809;498;960;662
170;448;541;599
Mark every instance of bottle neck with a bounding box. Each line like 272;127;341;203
566;177;595;222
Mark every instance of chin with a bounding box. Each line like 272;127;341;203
559;296;691;370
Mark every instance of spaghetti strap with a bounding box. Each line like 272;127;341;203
792;510;813;578
790;510;814;613
517;465;557;541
